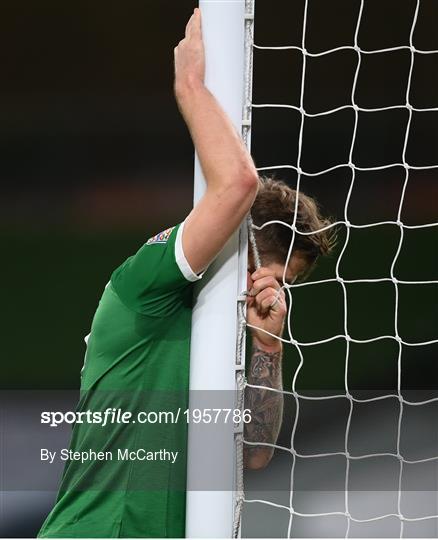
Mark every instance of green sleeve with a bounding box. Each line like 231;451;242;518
110;221;203;316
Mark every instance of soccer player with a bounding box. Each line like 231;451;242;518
38;8;333;538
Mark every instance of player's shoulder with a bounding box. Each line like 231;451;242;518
141;221;201;282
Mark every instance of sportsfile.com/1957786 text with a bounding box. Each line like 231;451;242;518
41;407;252;427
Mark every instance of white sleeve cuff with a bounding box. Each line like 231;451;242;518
175;220;205;282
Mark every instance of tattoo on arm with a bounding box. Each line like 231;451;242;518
243;345;284;468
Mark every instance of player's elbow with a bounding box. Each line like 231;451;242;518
209;163;258;201
224;167;259;206
238;167;259;196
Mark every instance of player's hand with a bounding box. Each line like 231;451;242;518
174;8;205;97
246;268;287;351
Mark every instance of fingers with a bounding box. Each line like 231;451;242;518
174;8;205;90
177;8;201;60
185;14;193;37
249;275;280;297
192;8;202;35
250;286;287;316
258;287;285;309
251;267;280;282
185;8;201;39
246;269;287;315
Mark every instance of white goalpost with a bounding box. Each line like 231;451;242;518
187;0;437;538
186;0;253;538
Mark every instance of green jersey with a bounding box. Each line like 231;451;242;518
38;222;202;538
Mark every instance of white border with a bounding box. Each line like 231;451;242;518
175;221;204;282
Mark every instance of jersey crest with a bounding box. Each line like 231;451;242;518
146;226;175;245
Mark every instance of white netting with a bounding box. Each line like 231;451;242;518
237;0;438;537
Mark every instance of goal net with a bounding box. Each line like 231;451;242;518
238;0;438;537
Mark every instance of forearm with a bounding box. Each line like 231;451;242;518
243;340;284;470
175;80;258;190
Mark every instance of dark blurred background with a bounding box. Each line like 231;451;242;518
0;0;437;537
1;0;199;389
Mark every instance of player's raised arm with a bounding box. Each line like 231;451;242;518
174;8;259;275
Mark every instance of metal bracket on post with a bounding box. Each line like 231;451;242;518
244;0;255;20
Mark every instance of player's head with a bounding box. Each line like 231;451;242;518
249;176;336;283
